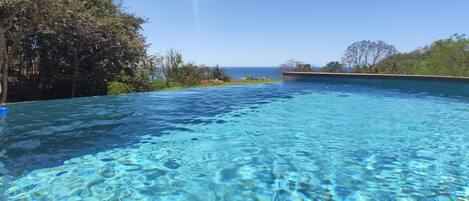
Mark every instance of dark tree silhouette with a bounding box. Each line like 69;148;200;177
342;40;397;72
322;61;344;73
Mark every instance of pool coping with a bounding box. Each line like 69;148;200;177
282;72;469;83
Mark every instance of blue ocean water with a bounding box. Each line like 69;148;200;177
1;79;469;200
222;67;280;79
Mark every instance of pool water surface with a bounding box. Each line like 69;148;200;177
1;79;469;200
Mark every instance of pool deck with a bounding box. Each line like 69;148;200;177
282;72;469;83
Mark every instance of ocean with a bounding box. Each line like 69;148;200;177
221;67;280;80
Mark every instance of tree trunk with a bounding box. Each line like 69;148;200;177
0;62;4;104
71;51;79;98
0;31;7;104
2;58;8;104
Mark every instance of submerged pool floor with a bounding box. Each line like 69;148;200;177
1;81;469;200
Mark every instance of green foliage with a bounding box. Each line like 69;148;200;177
160;49;183;81
151;79;168;91
374;34;469;76
164;79;278;91
209;65;230;81
245;75;256;81
295;64;311;72
175;63;205;86
4;1;466;103
156;50;212;86
156;52;232;86
106;81;133;95
322;61;344;72
279;59;311;72
2;0;147;102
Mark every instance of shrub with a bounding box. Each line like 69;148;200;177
209;65;231;81
373;34;469;76
107;81;133;95
279;59;312;73
151;79;168;91
174;63;205;86
322;61;345;73
295;64;311;72
245;75;256;81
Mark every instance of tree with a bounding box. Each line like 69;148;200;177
1;0;148;102
0;0;20;103
0;0;45;103
342;40;397;72
177;63;204;86
322;61;344;73
209;65;230;81
55;0;100;98
279;59;311;72
143;54;164;81
374;34;469;76
48;0;146;98
161;48;183;81
295;63;311;72
279;59;297;75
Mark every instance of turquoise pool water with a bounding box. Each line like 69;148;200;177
1;79;469;200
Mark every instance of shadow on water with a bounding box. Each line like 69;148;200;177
0;77;468;177
0;83;297;176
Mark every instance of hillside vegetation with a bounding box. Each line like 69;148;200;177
281;34;469;77
1;0;251;103
374;34;469;77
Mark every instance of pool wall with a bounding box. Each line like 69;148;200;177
283;72;469;98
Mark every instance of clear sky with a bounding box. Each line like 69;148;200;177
122;0;469;67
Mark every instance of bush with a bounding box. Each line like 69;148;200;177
209;65;230;81
107;81;133;95
295;64;311;72
322;61;345;73
174;63;205;86
279;59;312;73
151;79;168;91
245;75;256;81
373;34;469;76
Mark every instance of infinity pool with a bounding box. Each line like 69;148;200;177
1;79;469;200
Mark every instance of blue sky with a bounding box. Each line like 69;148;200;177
122;0;469;67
